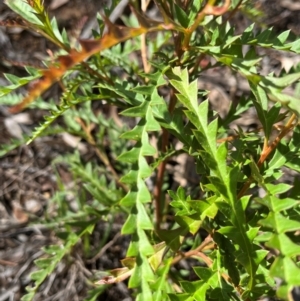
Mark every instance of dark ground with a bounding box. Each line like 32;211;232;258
0;0;300;300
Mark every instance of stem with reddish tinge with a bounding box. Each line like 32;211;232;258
154;129;168;230
238;113;297;199
182;0;231;50
172;235;213;265
171;234;243;295
154;90;177;230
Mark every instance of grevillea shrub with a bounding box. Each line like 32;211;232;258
1;0;300;300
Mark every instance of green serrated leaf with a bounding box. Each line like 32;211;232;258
118;147;141;163
269;196;298;212
261;72;300;89
30;268;49;281
137;202;154;230
149;243;167;272
193;267;213;281
259;212;300;233
168;293;193;301
249;83;268;133
194;282;210;300
265;183;292;195
157;227;186;251
5;0;43;25
122;212;137;234
175;215;202;235
266;233;300;257
120;122;145;140
21;292;35;301
174;3;189;28
270;257;300;285
121;100;149;117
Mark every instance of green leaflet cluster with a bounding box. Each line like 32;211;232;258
21;149;127;301
0;67;41;98
267;125;300;175
5;0;69;49
168;67;268;299
196;20;300;116
256;183;300;299
27;84;109;143
2;0;300;300
200;21;300;54
22;226;95;301
252;125;300;299
116;74;164;301
66;152;123;207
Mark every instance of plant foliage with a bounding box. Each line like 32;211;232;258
1;0;300;300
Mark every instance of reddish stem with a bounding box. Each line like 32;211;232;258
238;114;297;199
154;90;177;230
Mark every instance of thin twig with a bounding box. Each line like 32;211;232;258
0;259;17;266
257;114;297;168
154;127;169;230
182;0;231;50
171;235;214;265
238;113;297;199
171;234;243;295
